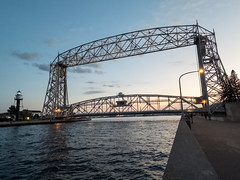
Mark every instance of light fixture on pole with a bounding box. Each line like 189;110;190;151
179;69;204;115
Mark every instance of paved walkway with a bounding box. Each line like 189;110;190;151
163;117;218;180
191;116;240;180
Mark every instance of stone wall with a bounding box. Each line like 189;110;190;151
225;102;240;121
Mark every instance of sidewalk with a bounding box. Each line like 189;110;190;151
191;116;240;180
163;117;218;180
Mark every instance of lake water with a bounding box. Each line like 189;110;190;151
0;116;180;180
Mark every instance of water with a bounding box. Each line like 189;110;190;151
0;116;180;180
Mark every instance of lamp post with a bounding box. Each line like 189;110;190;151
179;69;204;115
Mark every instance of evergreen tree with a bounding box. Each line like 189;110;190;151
220;70;240;102
229;70;240;100
7;105;17;115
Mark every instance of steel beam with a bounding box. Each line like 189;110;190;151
42;24;235;116
68;94;201;116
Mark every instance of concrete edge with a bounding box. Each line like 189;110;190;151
163;117;219;180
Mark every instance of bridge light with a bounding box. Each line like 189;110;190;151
56;108;61;113
199;68;204;73
26;116;30;120
179;68;206;115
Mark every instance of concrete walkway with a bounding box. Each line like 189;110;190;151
163;117;219;180
191;116;240;180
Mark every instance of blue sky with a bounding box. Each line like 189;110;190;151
0;0;240;113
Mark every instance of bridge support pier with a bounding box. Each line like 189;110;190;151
195;34;210;115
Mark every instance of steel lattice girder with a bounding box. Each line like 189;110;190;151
42;24;234;116
43;62;68;116
68;94;200;116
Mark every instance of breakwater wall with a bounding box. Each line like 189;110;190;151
163;116;219;180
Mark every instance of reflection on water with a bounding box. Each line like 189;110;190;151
0;116;180;179
43;123;68;179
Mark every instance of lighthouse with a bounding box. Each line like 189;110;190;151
15;90;23;121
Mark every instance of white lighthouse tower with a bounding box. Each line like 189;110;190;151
15;90;23;121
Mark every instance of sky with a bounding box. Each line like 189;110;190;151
0;0;240;113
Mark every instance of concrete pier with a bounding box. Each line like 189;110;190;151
163;117;219;180
191;116;240;180
164;115;240;180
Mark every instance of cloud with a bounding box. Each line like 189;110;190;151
45;38;59;47
33;63;50;72
87;64;104;74
103;84;115;88
68;66;103;74
69;67;92;74
94;70;104;74
11;51;40;61
103;82;121;88
86;63;101;69
83;90;105;95
86;81;96;84
31;64;102;74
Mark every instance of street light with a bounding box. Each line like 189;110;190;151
179;68;204;115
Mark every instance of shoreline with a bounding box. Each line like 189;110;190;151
0;118;90;127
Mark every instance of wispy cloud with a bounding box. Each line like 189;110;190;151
32;64;103;74
94;70;104;74
69;66;104;74
103;83;120;88
69;67;92;74
45;38;59;47
87;63;104;74
33;63;50;72
11;51;40;61
103;84;115;88
86;81;96;84
83;90;105;95
152;0;208;27
86;63;101;69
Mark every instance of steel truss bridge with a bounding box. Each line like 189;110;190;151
68;94;204;117
42;23;238;117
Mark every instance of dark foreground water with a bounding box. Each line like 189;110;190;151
0;116;180;180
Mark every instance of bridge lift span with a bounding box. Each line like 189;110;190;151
42;23;237;117
68;93;204;117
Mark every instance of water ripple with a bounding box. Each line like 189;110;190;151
0;116;179;179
